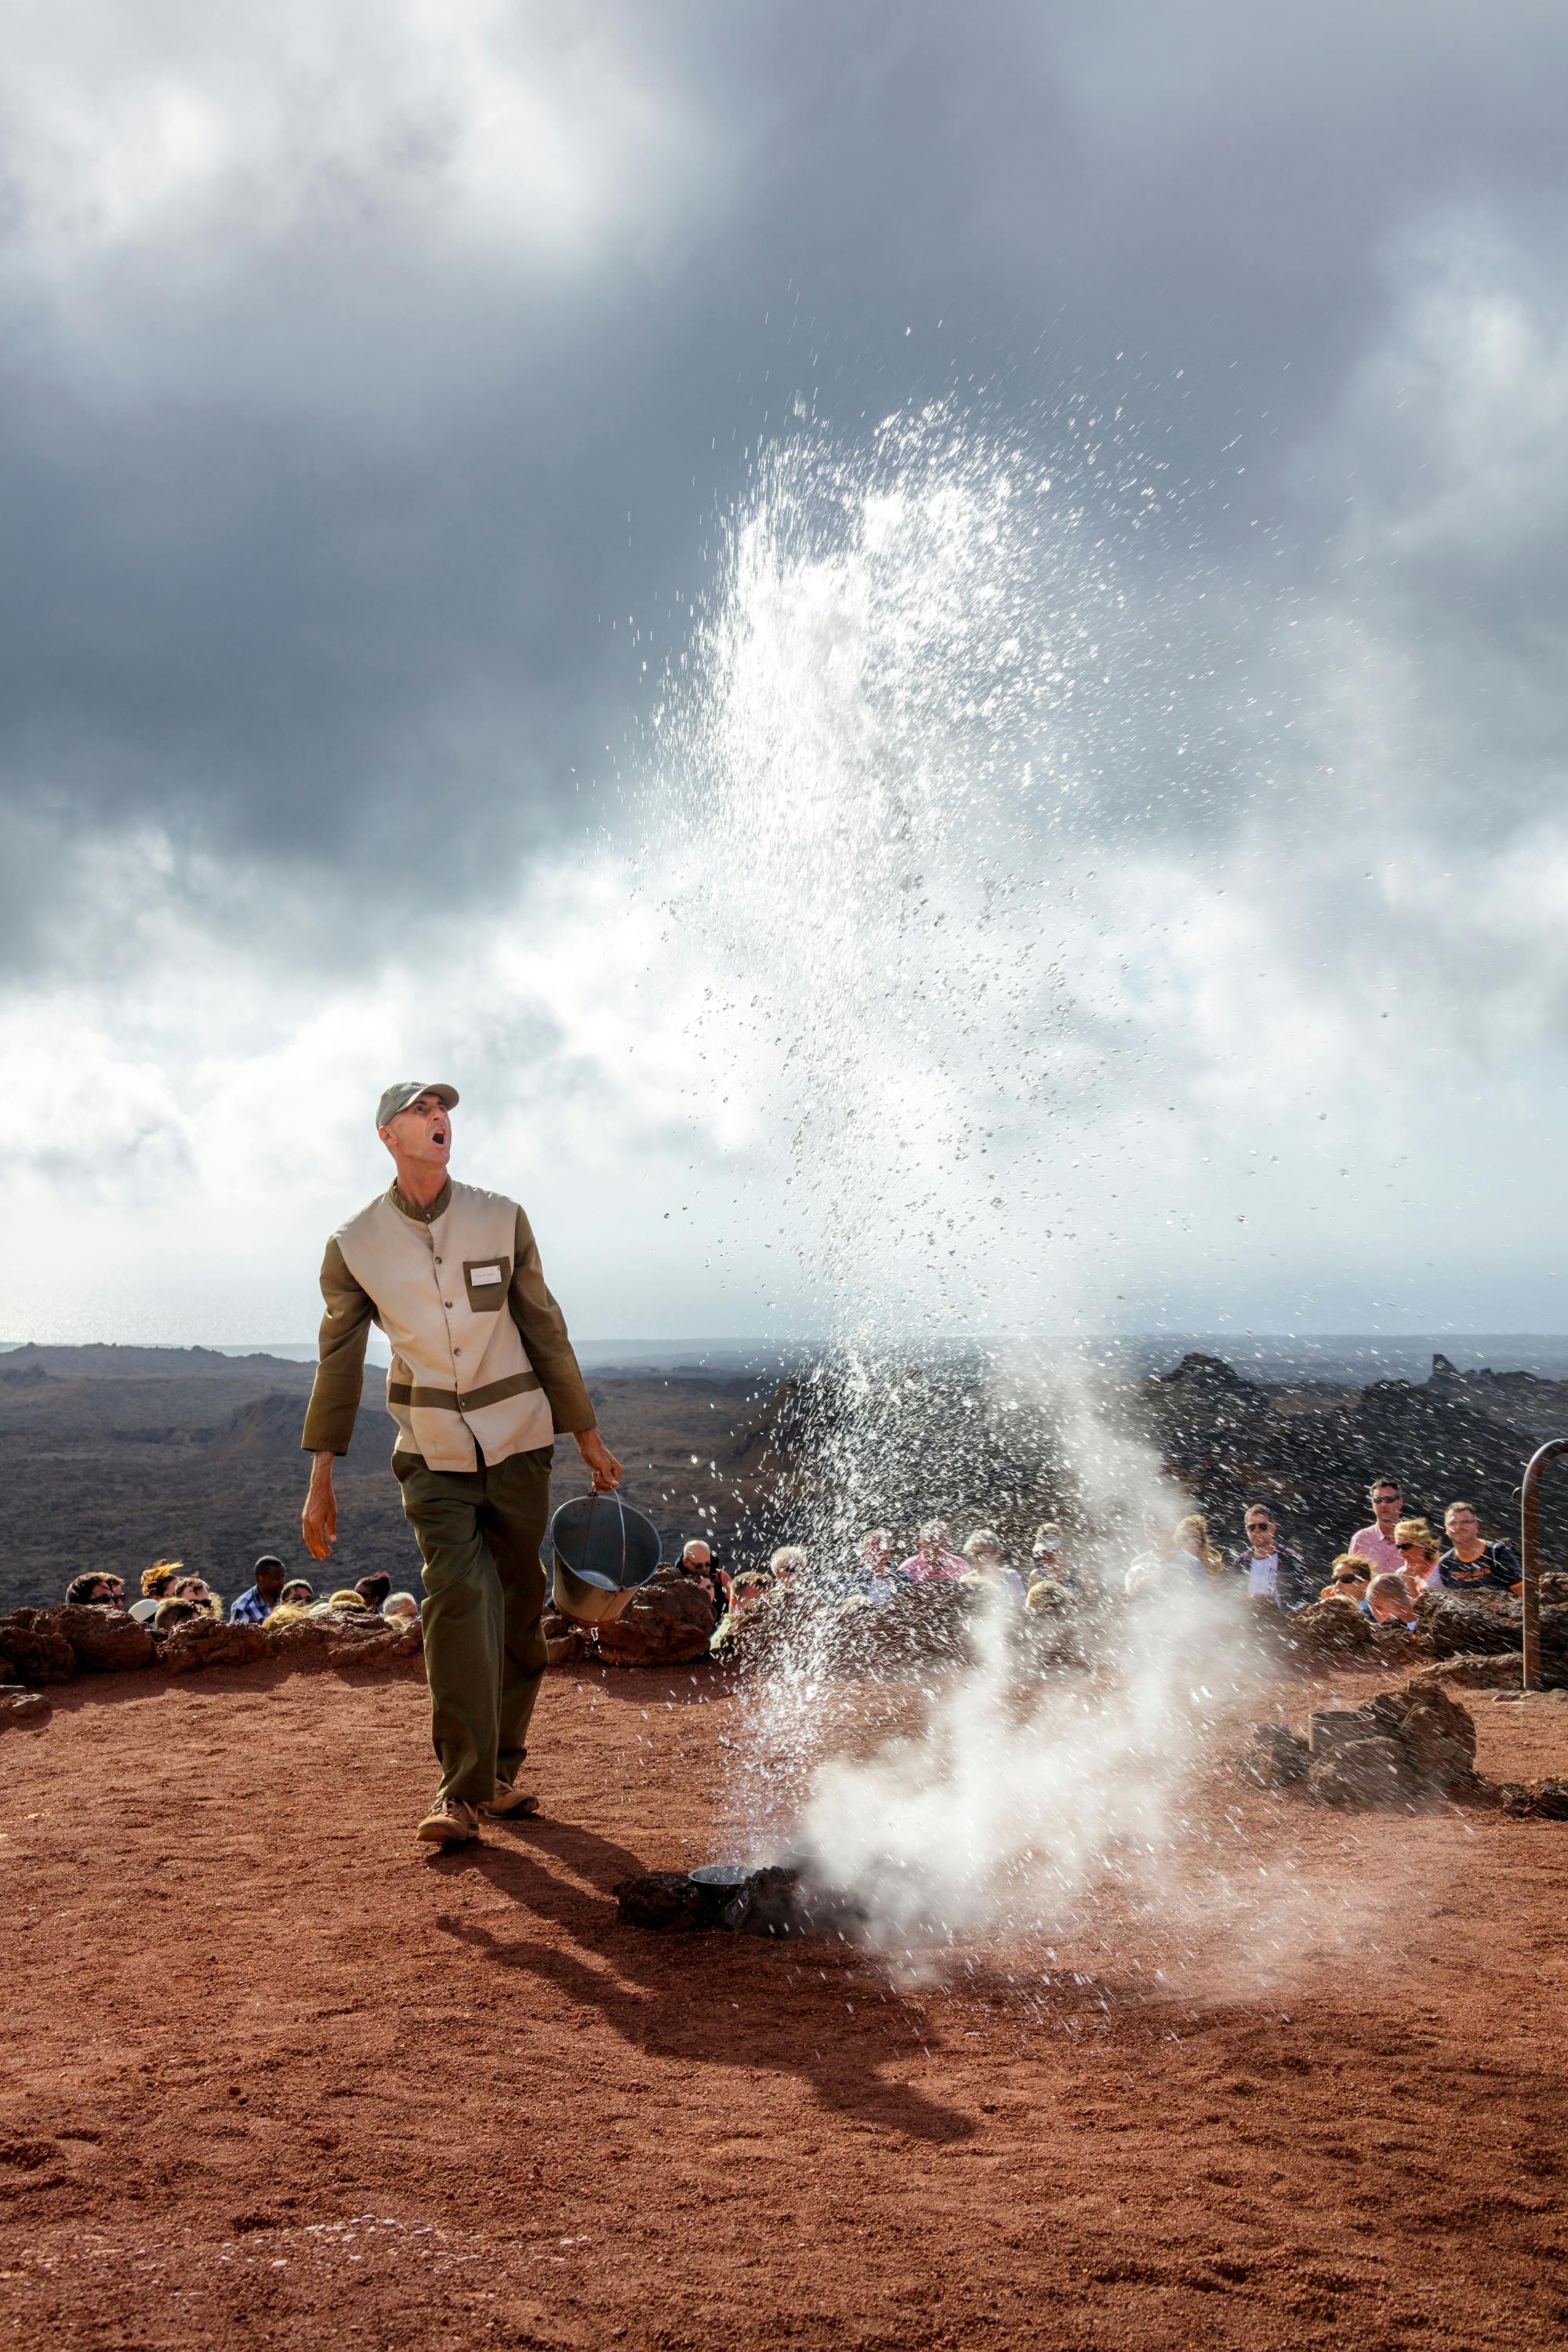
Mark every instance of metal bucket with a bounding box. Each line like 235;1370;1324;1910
544;1489;662;1627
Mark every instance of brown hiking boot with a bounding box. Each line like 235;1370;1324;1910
416;1796;482;1847
482;1780;540;1819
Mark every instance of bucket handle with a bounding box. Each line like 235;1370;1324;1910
586;1483;629;1588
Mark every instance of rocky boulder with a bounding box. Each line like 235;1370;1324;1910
1281;1601;1379;1661
543;1610;586;1668
54;1604;155;1673
1308;1735;1417;1808
0;1610;76;1686
0;1684;52;1730
1411;1654;1526;1693
593;1568;714;1668
1236;1722;1311;1788
1419;1593;1568;1680
1496;1780;1568;1820
160;1617;272;1675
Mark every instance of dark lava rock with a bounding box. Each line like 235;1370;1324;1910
1411;1653;1523;1693
1419;1594;1568;1677
543;1609;586;1667
613;1871;738;1931
1236;1722;1311;1788
1387;1683;1478;1791
55;1604;155;1673
1496;1780;1568;1820
0;1684;51;1729
1308;1736;1417;1808
0;1610;76;1685
593;1566;714;1668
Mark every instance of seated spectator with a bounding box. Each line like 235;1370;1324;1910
1319;1554;1374;1608
261;1602;314;1629
153;1597;198;1632
899;1520;969;1583
1348;1477;1408;1581
278;1578;315;1608
355;1571;393;1612
1229;1505;1315;1611
1174;1514;1223;1582
676;1539;728;1619
64;1571;125;1608
309;1588;370;1617
855;1530;902;1602
172;1574;223;1621
230;1556;286;1625
709;1568;771;1654
1025;1573;1074;1613
1122;1519;1174;1594
963;1529;1026;1600
1366;1572;1418;1628
1437;1502;1523;1597
128;1558;183;1622
1029;1522;1097;1601
1392;1519;1443;1600
768;1545;806;1589
381;1591;420;1624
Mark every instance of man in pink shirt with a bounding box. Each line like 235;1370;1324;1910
899;1519;970;1581
1348;1475;1408;1579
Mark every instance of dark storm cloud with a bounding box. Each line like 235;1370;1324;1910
2;0;1566;976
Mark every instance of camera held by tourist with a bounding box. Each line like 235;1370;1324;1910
230;1555;286;1624
1348;1477;1409;1581
64;1571;125;1609
899;1520;969;1582
1229;1505;1315;1611
1436;1502;1522;1598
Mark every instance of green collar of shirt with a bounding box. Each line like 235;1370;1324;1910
389;1177;452;1225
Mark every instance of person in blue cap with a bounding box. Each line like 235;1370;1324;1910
299;1081;621;1849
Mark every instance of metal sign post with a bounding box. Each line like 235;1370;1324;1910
1518;1438;1568;1693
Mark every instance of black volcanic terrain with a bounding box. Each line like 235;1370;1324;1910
2;1343;1564;1611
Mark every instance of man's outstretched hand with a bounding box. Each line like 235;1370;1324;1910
575;1428;623;1492
302;1451;339;1560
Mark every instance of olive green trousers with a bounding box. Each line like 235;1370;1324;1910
394;1444;554;1806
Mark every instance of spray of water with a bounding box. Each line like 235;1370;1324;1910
648;404;1270;1955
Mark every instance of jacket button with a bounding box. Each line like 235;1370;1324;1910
443;1300;452;1308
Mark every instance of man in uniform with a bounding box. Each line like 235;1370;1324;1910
300;1082;621;1848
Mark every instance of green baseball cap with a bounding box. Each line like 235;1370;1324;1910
375;1080;459;1130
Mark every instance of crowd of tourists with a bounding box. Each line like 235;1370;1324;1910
693;1474;1525;1647
62;1556;421;1632
56;1476;1523;1648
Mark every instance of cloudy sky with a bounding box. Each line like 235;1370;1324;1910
5;0;1568;1348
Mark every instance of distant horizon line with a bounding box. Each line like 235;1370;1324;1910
7;1330;1568;1354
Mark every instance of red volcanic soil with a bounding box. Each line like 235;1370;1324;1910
3;1659;1568;2351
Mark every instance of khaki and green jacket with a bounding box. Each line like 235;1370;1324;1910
300;1178;595;1472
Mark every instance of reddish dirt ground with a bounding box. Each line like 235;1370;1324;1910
2;1658;1567;2351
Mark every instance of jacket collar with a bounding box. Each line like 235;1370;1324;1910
389;1176;452;1225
